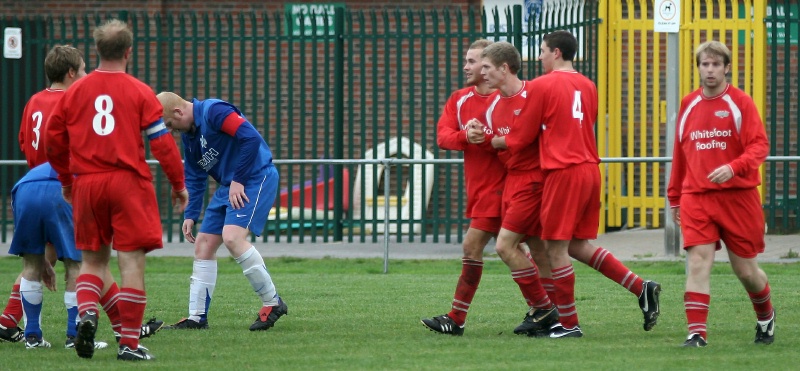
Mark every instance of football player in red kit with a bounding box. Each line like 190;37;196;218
668;41;774;348
512;31;660;338
421;39;506;336
482;42;557;337
46;19;188;361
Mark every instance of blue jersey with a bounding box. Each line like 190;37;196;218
11;162;60;197
182;98;274;221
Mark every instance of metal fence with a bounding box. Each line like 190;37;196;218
0;2;797;245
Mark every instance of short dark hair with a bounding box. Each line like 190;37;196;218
93;19;132;61
480;41;521;74
543;30;578;61
44;45;82;84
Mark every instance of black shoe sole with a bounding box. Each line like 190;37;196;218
643;283;661;331
75;320;97;359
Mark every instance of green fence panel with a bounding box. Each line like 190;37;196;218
765;0;800;233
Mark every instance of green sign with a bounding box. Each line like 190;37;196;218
739;4;799;45
766;4;799;45
284;3;344;37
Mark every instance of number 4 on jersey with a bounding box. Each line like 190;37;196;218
572;91;584;127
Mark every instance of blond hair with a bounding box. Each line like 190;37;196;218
156;91;188;117
695;41;731;67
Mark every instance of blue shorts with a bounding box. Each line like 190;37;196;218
199;165;279;237
9;181;81;261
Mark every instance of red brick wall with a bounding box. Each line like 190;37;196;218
0;0;480;15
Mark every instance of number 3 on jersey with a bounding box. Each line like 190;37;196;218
93;95;116;135
572;91;584;127
31;111;43;150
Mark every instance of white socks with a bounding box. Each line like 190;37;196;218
188;259;217;322
235;246;278;306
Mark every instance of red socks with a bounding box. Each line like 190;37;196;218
552;265;578;328
748;283;774;321
118;288;147;349
512;265;552;310
589;247;644;296
100;282;122;334
684;291;710;340
447;258;483;326
0;284;22;328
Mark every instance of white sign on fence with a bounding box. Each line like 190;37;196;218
4;27;22;59
654;0;680;33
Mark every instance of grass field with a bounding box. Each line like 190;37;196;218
1;256;798;370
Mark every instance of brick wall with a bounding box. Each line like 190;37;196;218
0;0;480;15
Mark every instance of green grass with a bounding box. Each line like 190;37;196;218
1;257;799;370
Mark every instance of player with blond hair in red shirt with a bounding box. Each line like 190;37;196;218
421;39;507;336
668;40;773;347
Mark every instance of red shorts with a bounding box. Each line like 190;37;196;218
500;172;542;238
72;171;164;252
540;163;600;240
679;188;765;258
469;217;501;235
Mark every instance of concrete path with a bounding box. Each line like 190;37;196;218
144;228;799;263
3;228;797;263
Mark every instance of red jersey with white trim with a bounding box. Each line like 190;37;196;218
46;70;185;190
520;71;600;170
19;88;65;169
436;86;505;218
488;81;541;178
667;84;768;205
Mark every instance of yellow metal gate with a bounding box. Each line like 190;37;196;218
598;0;765;232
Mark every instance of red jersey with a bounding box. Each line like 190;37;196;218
46;70;185;191
18;88;65;169
667;84;768;206
520;71;600;170
436;86;505;218
488;81;541;177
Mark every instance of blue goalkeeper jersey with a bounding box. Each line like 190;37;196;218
182;98;274;221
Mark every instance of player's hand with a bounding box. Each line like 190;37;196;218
466;118;484;131
670;207;681;226
61;185;73;204
229;181;249;210
42;258;57;292
172;188;189;212
707;164;733;184
467;127;486;144
182;219;196;243
491;136;507;149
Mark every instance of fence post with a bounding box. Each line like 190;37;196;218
333;7;345;241
664;32;681;257
512;4;522;60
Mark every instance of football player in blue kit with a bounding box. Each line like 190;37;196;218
156;92;287;332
